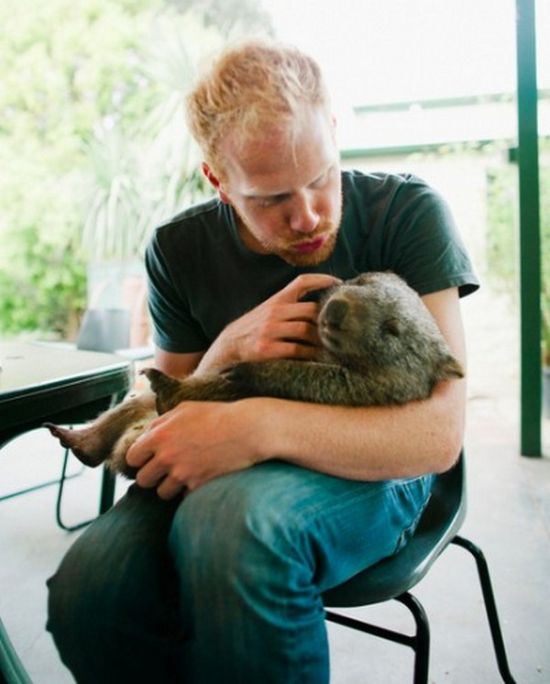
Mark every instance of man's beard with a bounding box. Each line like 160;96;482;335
234;196;343;267
278;227;339;266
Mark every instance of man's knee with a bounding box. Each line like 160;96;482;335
167;463;330;677
169;464;318;588
47;521;136;641
47;486;181;646
46;532;122;679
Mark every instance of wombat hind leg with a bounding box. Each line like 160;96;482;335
45;391;157;471
43;423;107;468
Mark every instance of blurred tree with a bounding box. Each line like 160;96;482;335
0;0;164;335
168;0;274;36
79;10;225;263
0;0;273;337
486;143;550;365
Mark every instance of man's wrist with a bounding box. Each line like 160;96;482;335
236;397;284;465
194;339;235;375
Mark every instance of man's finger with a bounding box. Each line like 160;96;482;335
156;475;187;500
126;432;155;468
276;273;341;303
135;456;168;489
279;320;320;346
268;340;320;360
279;302;319;323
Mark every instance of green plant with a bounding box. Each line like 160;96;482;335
0;225;86;338
0;0;272;338
79;11;221;262
486;144;550;365
0;0;164;338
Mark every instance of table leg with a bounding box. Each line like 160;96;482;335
99;466;116;515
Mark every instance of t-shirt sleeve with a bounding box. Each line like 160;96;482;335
380;176;479;298
145;231;209;353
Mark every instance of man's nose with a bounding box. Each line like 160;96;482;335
288;192;319;233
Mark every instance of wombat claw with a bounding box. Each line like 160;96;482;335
43;422;105;467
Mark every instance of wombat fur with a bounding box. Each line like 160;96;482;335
45;272;464;478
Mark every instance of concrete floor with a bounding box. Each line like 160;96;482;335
1;286;549;683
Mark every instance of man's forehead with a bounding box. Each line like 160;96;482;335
219;110;337;193
222;123;294;166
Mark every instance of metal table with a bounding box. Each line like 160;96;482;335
0;340;132;684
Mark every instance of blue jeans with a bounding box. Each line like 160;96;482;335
47;461;433;683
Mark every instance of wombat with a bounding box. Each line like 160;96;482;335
45;272;464;478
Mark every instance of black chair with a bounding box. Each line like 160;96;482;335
323;451;516;684
55;307;153;531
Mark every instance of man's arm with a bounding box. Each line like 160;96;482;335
255;287;466;481
153;273;340;379
154;347;204;378
128;285;466;499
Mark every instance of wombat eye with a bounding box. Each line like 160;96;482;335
383;318;403;336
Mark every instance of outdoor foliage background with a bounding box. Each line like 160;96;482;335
486;142;550;361
0;0;272;338
0;0;547;352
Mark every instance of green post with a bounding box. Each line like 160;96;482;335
516;0;542;456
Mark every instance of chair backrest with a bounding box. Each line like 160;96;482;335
76;308;131;354
419;451;466;535
323;451;467;607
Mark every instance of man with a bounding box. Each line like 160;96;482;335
47;40;478;683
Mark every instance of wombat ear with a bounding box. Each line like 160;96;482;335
383;317;403;336
140;368;181;396
346;273;370;286
440;356;465;379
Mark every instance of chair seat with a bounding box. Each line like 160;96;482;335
323;458;465;607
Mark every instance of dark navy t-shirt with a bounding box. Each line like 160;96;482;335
145;170;479;353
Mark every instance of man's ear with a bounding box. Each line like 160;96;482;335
202;163;230;204
329;114;338;145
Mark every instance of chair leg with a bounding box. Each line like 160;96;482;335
1;616;32;684
395;592;430;684
451;535;516;684
98;466;116;514
326;592;430;684
55;448;96;532
0;433;84;503
56;449;118;531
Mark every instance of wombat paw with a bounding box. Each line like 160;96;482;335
43;422;73;449
43;423;105;468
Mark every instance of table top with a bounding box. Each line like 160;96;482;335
0;341;132;445
0;341;130;397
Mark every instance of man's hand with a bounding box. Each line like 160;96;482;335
125;399;266;499
194;273;340;374
127;274;339;498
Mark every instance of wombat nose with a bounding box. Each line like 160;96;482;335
323;299;348;327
